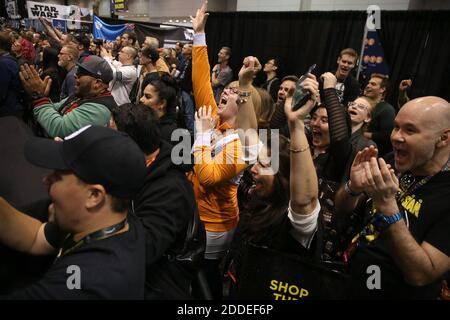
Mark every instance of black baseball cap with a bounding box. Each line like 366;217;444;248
25;125;146;198
76;55;113;84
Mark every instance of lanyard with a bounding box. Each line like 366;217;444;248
343;158;450;263
55;219;127;261
396;158;450;203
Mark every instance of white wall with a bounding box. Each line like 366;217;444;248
99;0;110;17
93;0;450;23
236;0;410;11
237;0;302;11
309;0;410;11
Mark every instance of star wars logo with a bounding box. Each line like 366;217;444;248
30;4;59;18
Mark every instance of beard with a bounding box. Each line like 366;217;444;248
74;82;92;98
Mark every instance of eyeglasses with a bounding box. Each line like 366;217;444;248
225;87;239;94
348;101;369;111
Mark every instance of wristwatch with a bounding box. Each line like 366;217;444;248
31;91;44;100
373;212;403;231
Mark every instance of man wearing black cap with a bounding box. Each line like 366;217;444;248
19;56;117;138
0;125;147;299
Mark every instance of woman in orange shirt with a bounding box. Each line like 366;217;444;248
190;1;259;299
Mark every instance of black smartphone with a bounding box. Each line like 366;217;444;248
292;64;317;111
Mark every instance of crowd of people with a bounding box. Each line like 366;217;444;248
0;1;449;300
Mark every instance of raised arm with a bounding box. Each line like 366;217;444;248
321;72;352;179
284;75;321;248
191;1;217;115
39;17;63;44
286;75;319;214
398;79;412;109
235;57;260;163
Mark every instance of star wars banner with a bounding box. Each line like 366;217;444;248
26;1;92;21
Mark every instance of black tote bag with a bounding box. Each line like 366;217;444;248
237;242;350;300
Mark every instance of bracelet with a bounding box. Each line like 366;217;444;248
344;180;361;197
238;90;252;97
289;145;310;153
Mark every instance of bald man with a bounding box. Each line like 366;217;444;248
336;96;450;299
101;45;138;105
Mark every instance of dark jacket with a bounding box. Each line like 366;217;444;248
160;113;178;144
133;141;199;299
41;67;64;103
367;101;396;156
0;53;23;117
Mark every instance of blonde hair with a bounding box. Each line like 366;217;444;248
339;48;358;60
255;88;275;129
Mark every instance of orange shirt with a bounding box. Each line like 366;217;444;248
190;44;246;232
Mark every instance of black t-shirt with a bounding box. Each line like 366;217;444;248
349;170;450;299
2;214;146;300
334;74;360;107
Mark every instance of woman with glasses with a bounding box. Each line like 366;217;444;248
347;97;377;152
190;1;259;299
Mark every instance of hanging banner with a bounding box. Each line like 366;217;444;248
6;0;21;19
134;23;194;48
93;15;129;41
26;1;92;21
97;16;193;47
360;30;389;79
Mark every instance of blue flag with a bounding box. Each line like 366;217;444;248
52;19;67;33
93;15;127;41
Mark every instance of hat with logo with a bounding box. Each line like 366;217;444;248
76;55;114;84
25;125;146;198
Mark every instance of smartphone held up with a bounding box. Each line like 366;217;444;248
291;64;317;111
